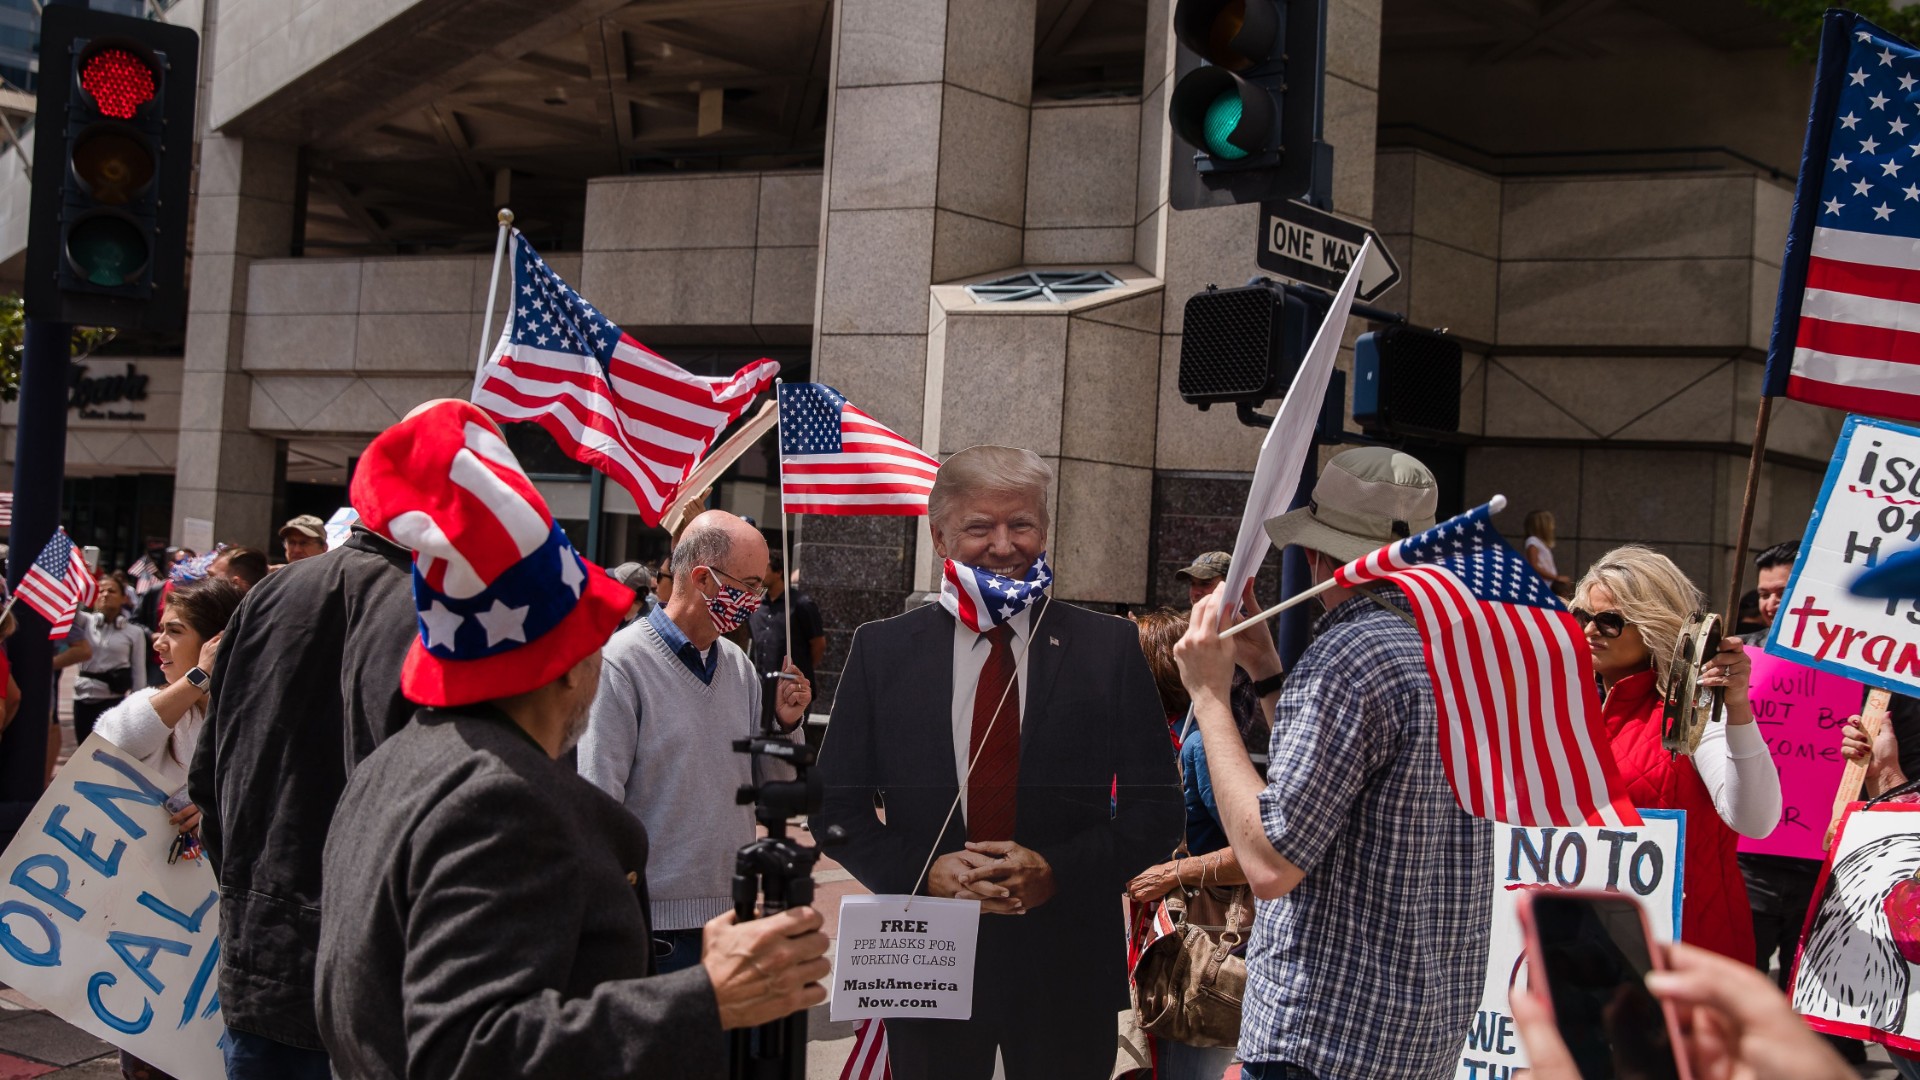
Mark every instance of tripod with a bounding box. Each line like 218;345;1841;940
729;732;841;1080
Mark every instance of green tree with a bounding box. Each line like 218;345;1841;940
0;294;117;403
1749;0;1920;61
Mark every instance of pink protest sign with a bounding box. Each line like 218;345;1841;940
1738;649;1865;861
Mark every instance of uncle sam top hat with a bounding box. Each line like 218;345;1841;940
350;400;630;707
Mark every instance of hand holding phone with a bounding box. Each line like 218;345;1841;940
1513;891;1853;1080
1517;890;1687;1080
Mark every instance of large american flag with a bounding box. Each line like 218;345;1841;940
778;383;938;515
16;527;95;638
1767;14;1920;419
1333;502;1641;828
472;232;779;525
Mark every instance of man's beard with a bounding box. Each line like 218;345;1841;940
561;696;593;752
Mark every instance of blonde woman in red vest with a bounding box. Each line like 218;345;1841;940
1573;545;1782;962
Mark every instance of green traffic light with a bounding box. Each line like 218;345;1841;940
67;214;148;287
1203;91;1248;159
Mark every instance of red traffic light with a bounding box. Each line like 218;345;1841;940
79;47;156;119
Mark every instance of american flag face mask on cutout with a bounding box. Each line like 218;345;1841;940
940;553;1053;633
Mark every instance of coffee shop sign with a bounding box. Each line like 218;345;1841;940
67;363;148;421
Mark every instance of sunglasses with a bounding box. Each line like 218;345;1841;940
1570;608;1628;639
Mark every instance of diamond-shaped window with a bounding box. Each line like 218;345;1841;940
965;270;1123;305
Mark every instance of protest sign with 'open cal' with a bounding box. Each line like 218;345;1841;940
0;735;225;1078
1770;415;1920;694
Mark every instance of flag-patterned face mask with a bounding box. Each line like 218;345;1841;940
697;566;762;634
940;553;1052;633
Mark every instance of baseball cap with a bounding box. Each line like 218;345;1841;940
1175;551;1232;583
279;514;326;540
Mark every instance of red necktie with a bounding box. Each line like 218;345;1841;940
967;624;1020;842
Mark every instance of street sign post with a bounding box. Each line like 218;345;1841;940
1258;199;1401;301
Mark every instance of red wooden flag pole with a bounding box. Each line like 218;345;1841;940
1722;395;1775;630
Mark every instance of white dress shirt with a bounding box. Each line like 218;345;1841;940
951;605;1035;820
1692;718;1782;838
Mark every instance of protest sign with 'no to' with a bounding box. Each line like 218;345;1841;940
1457;809;1684;1080
0;735;226;1079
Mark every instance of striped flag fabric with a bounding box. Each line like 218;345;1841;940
1765;13;1920;419
1331;501;1642;828
839;1019;891;1080
472;232;779;525
16;527;96;638
0;492;11;528
777;383;938;515
939;554;1051;633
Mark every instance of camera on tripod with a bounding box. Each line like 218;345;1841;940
729;727;842;1080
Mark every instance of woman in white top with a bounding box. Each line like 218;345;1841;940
1523;509;1572;593
1573;544;1781;961
94;577;242;828
73;573;148;746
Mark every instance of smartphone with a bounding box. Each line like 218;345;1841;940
1516;889;1690;1080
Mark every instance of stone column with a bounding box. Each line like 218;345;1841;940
802;0;1037;702
172;131;299;550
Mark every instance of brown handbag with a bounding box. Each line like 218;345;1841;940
1131;875;1251;1049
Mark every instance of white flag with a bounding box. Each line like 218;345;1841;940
1217;237;1375;625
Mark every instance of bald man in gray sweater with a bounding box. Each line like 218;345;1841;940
578;511;812;971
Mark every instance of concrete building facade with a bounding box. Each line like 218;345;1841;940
0;0;1842;703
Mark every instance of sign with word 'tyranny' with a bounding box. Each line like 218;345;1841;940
1456;810;1684;1080
830;895;980;1022
1769;414;1920;695
0;736;225;1078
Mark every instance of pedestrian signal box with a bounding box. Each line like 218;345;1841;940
1353;325;1463;436
24;7;199;333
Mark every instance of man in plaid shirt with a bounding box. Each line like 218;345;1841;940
1176;448;1492;1080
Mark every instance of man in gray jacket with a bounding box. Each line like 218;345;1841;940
578;509;812;972
316;401;828;1078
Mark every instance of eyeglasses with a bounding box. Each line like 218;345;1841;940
704;566;767;602
1570;608;1628;639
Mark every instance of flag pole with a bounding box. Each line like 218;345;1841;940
472;208;514;397
1722;395;1775;630
774;380;792;669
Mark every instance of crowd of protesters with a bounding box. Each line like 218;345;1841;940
0;414;1904;1080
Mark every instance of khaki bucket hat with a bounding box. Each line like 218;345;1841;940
1263;447;1438;564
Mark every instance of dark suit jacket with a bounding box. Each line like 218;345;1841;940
316;705;724;1079
815;598;1183;1010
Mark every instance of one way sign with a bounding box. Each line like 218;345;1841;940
1257;201;1401;301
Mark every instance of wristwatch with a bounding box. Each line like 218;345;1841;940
1251;671;1285;697
185;667;210;692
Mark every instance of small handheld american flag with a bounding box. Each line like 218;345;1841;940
1765;13;1920;419
778;383;938;516
1333;501;1642;828
15;527;96;638
473;232;778;526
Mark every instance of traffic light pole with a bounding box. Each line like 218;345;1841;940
0;318;72;821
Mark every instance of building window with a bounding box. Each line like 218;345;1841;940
965;270;1123;305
